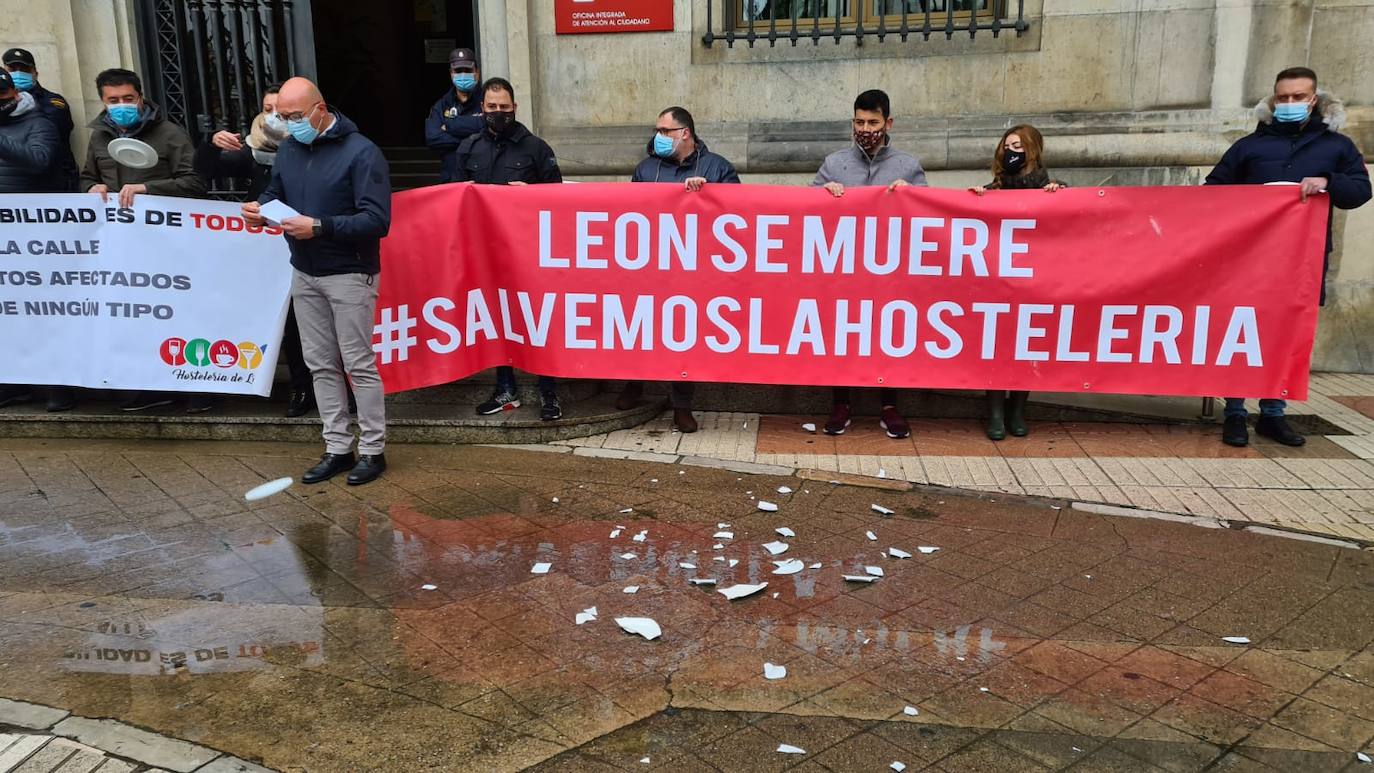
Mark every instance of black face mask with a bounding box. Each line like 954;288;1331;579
485;111;515;136
0;98;17;119
1003;150;1027;174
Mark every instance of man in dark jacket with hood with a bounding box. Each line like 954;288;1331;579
616;106;741;434
0;69;63;411
452;77;566;421
244;77;391;487
4;48;76;192
425;48;483;184
1206;66;1371;449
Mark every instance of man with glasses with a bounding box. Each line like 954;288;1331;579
242;77;392;486
615;106;740;434
813;89;927;441
425;48;483;184
451;77;566;421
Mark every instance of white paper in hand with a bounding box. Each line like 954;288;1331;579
259;199;301;226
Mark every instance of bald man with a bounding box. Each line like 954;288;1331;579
244;77;392;486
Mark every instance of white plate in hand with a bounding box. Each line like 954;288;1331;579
107;138;159;169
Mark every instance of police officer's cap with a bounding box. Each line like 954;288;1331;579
2;48;36;68
449;48;478;70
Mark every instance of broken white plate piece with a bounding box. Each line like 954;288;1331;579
551;497;559;503
650;479;658;484
865;566;885;577
718;582;768;600
713;531;734;539
764;662;787;680
623;586;639;594
757;501;779;512
762;541;790;556
575;607;598;625
777;486;793;494
717;522;731;529
866;531;878;541
713;556;727;563
640;757;650;765
620;508;634;513
609;529;623;539
979;687;990;693
772;592;779;598
777;744;806;755
772;559;805;575
713;543;725;550
843;574;880;583
801;423;817;432
620;552;638;560
903;706;919;716
776;527;796;538
688;578;716;586
728;559;739;568
632;530;648;542
1222;636;1251;644
891;763;906;772
872;504;894;515
615;617;662;641
1356;752;1371;763
679;562;697;570
889;548;912;559
917;546;940;554
809;563;822;569
878;468;887;478
530;562;552;574
420;584;437;591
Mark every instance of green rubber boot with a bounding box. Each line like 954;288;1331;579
986;390;1007;441
1007;391;1030;437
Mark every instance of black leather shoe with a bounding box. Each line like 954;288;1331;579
1256;416;1305;447
346;454;387;486
285;389;315;418
1221;415;1249;447
302;452;355;484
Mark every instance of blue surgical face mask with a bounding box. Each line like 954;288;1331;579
287;115;320;145
107;103;141;128
1273;101;1311;123
8;71;34;92
653;133;677;159
264;111;287;133
452;73;477;92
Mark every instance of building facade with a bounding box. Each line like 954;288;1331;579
4;0;1370;371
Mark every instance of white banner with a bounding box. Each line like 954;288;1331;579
0;194;291;396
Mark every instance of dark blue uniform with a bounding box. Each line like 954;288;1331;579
424;88;482;184
29;84;77;191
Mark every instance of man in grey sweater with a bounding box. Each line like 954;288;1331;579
812;89;927;440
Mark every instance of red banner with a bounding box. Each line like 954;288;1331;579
374;183;1327;400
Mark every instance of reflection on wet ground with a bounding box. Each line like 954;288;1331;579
2;438;1374;771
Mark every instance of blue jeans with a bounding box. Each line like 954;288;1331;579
1224;398;1286;419
496;366;556;396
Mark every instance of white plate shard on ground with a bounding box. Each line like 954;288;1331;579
713;543;725;550
843;575;880;583
801;423;816;432
713;557;727;563
575;607;598;625
889;548;912;559
551;497;559;503
244;477;293;502
615;617;662;640
620;508;634;513
764;662;787;680
872;504;894;515
778;486;793;494
917;546;940;554
762;541;790;556
688;578;717;586
772;559;805;575
420;584;437;591
728;559;739;568
531;563;552;574
891;762;906;772
632;530;648;542
866;531;878;541
713;531;734;539
718;522;731;529
757;501;779;512
776;527;796;538
718;582;768;600
623;586;640;594
620;553;638;560
809;563;822;569
609;529;623;538
878;468;887;478
777;744;806;755
680;562;697;569
903;706;919;716
1357;752;1372;763
1222;636;1251;644
865;566;885;577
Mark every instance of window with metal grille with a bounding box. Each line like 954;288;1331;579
704;0;1026;47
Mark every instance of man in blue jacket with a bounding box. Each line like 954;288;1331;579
615;106;740;434
1206;66;1370;449
243;77;392;485
424;48;483;184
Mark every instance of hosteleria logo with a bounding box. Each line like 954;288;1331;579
159;338;265;370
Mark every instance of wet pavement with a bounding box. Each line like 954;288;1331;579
2;437;1374;772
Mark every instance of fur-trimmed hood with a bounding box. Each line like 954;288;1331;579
1253;90;1347;131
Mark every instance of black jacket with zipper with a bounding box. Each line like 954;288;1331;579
451;121;562;185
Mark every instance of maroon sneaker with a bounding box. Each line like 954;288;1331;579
880;406;911;439
824;404;852;435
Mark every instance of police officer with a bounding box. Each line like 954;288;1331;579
3;49;76;192
452;77;565;421
425;48;483;184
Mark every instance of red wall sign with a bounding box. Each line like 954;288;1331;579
555;0;675;34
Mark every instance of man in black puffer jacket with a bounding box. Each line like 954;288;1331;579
1206;66;1371;450
0;70;62;410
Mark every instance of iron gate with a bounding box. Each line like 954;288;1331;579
134;0;316;193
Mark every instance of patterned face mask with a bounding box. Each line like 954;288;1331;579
854;128;885;153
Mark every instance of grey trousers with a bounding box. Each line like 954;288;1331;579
291;270;386;455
